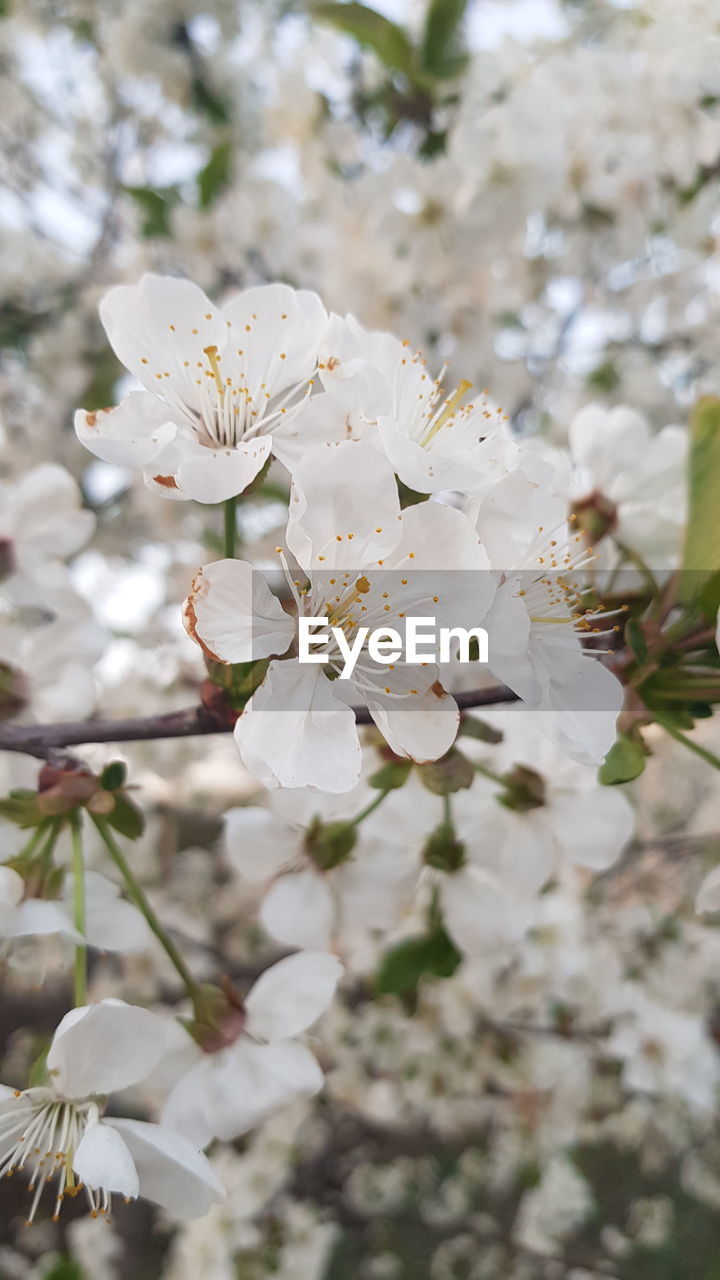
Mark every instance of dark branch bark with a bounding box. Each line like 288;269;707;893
0;686;519;761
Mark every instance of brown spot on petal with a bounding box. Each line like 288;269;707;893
85;412;98;427
430;680;446;700
183;576;224;664
153;474;179;490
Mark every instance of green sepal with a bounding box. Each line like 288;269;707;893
417;748;474;795
305;817;357;871
104;794;145;841
599;734;647;785
368;758;413;790
99;761;128;792
423;822;465;872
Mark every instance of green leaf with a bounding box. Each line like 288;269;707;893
680;397;720;602
100;761;127;792
190;75;231;124
123;185;179;238
421;0;469;80
197;139;233;210
375;926;461;996
41;1259;85;1280
586;360;620;392
314;2;416;76
599;734;646;785
80;346;122;413
105;795;145;841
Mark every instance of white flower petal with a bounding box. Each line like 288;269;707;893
245;950;343;1041
47;999;168;1099
0;866;24;908
220;282;327;398
185;559;294;665
0;1088;33;1159
224;807;298;882
84;899;153;952
550;786;634;870
696;866;720;915
11;899;80;941
260;871;335;950
285;440;402;572
74;394;178;470
174;437;273;504
177;1041;325;1142
440;866;533;957
158;1059;217;1150
73;1120;140;1200
99;274;226;394
106;1118;224;1218
367;684;459;764
235;661;362;792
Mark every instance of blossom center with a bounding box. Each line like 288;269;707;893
0;1091;111;1222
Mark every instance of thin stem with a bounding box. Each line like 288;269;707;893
223;498;236;559
15;820;52;864
39;821;62;869
91;816;199;996
442;793;453;828
656;715;720;773
70;812;87;1007
348;789;390;827
474;761;506;787
613;539;658;594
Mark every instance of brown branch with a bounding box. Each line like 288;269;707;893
0;686;519;761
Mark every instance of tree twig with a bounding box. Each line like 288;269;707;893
0;686;519;761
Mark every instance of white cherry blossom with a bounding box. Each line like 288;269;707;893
161;952;343;1148
569;404;688;569
0;866;151;950
300;312;518;495
224;786;419;951
185;441;495;791
75;274;332;502
0;465;95;588
469;469;624;764
0;1000;223;1221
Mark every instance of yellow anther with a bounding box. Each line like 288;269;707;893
203;345;224;394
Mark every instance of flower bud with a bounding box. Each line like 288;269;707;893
37;765;103;816
186;979;246;1053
